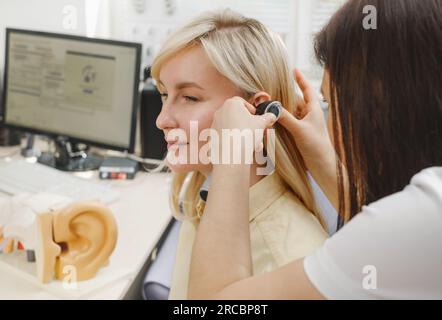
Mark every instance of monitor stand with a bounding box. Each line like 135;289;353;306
37;136;103;172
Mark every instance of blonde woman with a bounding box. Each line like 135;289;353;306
152;9;328;299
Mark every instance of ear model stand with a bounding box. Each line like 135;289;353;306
255;100;283;121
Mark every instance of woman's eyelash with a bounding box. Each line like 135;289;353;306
158;93;198;103
184;96;199;102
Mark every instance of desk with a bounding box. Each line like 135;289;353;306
0;144;173;299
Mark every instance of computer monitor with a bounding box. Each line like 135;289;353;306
1;28;141;171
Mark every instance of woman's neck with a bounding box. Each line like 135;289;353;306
201;162;265;187
249;162;266;187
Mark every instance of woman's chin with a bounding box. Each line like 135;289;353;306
165;160;211;173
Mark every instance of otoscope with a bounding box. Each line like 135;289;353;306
255;100;283;120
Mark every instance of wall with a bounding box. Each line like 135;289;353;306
104;0;297;70
0;0;87;76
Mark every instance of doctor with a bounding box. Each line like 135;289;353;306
188;0;442;299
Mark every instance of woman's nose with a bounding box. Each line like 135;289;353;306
156;104;178;131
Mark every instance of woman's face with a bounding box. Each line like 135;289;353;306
156;45;243;173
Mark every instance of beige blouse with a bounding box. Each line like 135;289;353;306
169;172;328;299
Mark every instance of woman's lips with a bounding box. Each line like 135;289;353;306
167;142;188;150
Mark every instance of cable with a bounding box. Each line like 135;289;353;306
126;153;169;173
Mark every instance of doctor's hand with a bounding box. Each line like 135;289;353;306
209;97;277;165
277;69;343;212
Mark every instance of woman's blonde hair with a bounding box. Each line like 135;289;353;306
152;9;323;226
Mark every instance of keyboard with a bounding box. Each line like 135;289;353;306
0;160;120;204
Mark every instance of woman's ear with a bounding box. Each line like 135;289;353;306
249;92;272;108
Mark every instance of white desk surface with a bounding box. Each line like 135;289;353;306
0;145;173;299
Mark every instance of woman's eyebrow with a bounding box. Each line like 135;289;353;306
175;82;204;90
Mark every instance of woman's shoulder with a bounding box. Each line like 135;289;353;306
251;189;328;266
251;172;318;221
255;185;324;227
252;188;328;253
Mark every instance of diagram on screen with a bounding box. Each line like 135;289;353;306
82;65;96;83
64;51;115;111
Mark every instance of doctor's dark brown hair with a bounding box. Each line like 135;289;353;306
314;0;442;221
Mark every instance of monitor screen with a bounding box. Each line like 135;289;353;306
1;29;141;152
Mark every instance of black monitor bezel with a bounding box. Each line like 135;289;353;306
1;28;141;154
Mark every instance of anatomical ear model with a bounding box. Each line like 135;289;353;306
0;194;117;283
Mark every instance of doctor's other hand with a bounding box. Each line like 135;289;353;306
278;69;337;172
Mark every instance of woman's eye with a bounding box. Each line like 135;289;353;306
183;96;199;102
160;93;168;101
